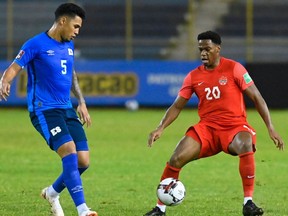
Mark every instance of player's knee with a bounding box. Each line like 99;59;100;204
235;141;253;154
78;159;90;168
78;155;90;167
230;132;253;154
169;155;184;168
242;142;253;152
77;150;90;167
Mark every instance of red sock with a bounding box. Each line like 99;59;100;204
157;162;181;205
239;152;255;197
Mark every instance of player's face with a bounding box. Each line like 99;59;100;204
198;39;220;70
61;16;83;42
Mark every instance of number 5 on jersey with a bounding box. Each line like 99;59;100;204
61;60;67;74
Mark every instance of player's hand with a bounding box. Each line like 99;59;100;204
77;103;92;127
148;128;163;147
0;80;11;101
268;128;284;150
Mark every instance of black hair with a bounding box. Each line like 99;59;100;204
54;3;86;20
197;31;221;45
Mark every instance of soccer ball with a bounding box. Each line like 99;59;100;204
156;178;186;206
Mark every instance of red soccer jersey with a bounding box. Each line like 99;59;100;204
179;57;254;127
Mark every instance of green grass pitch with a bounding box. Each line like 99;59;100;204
0;107;287;216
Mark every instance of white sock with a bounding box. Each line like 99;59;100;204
77;203;89;215
156;204;166;212
47;185;60;198
244;197;252;205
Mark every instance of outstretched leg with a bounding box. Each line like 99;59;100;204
229;131;263;216
144;136;201;216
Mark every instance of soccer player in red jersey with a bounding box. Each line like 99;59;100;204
144;31;284;216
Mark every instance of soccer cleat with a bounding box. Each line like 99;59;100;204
79;209;98;216
41;187;64;216
143;207;166;216
243;200;264;216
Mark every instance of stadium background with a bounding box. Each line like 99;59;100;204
0;0;287;108
1;2;287;216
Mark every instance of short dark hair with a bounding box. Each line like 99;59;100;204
54;3;86;20
197;31;221;45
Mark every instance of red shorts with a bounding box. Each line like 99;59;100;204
185;121;257;158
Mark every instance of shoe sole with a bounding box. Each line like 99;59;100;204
243;213;264;216
83;212;98;216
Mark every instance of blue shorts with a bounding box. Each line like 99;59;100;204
30;108;89;152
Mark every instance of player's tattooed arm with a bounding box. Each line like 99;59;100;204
71;70;91;127
71;70;85;104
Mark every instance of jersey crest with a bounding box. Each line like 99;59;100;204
68;48;74;56
219;76;228;85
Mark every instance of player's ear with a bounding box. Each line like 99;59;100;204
59;16;67;25
216;45;221;53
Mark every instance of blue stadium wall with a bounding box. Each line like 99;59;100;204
0;61;287;108
0;60;201;108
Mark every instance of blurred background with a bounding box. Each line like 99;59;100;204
0;0;287;108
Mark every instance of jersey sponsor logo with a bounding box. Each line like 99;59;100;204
218;76;227;85
16;50;25;60
243;72;252;84
68;48;74;56
198;81;204;86
46;50;55;56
